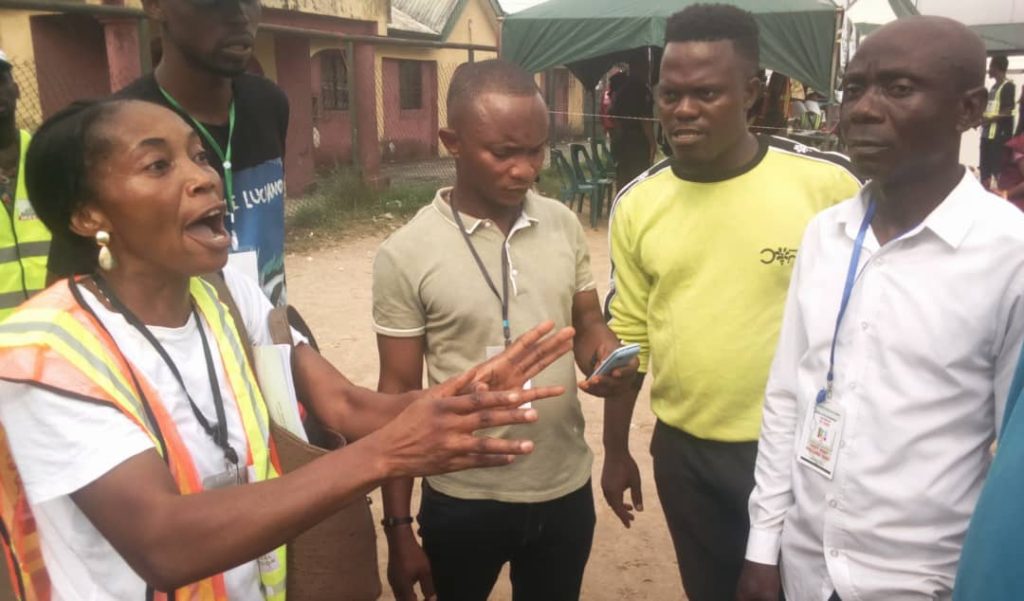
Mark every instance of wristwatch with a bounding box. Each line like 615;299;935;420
380;516;414;528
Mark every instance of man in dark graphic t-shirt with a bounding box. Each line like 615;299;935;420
46;0;291;306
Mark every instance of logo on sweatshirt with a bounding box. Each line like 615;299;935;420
761;247;797;266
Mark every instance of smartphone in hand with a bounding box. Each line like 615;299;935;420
592;344;641;377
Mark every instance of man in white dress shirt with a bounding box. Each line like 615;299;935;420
736;17;1024;601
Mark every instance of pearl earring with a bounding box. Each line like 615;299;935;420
96;230;115;271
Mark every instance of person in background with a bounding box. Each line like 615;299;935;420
980;55;1015;188
739;17;1024;601
0;97;574;600
757;72;790;132
47;0;292;306
747;69;768;124
610;52;656;191
0;49;49;321
600;71;626;139
602;5;860;601
994;132;1024;210
374;60;636;601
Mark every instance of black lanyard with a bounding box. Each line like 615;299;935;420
92;276;239;468
449;193;513;347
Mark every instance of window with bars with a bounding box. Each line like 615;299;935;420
398;60;423;110
320;51;349;111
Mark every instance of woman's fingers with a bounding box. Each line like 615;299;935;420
443;386;564;416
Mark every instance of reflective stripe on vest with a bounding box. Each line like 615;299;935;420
0;278;287;600
0;130;51;321
985;81;1016;140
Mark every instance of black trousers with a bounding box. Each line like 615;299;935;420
651;420;759;601
418;480;596;601
980;137;1009;186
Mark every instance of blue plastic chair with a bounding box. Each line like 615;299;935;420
591;137;616;180
551;148;598;213
570;143;613;228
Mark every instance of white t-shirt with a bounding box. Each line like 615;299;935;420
0;267;296;601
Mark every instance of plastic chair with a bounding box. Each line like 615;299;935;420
569;143;613;228
552;148;585;211
591;137;616;180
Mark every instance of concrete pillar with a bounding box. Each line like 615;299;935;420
353;42;382;185
100;18;142;92
273;33;315;194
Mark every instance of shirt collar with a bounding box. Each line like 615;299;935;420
838;171;978;249
432;186;540;235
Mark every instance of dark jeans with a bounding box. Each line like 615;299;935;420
418;480;596;601
651;420;759;601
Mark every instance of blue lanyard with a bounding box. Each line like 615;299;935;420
816;198;877;405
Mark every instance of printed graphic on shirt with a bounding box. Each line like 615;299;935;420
232;158;286;305
760;247;798;266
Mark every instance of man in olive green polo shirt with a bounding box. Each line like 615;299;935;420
372;59;636;601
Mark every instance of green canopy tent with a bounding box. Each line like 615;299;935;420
501;0;842;93
882;0;1024;54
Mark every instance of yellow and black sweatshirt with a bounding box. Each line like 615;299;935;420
606;135;861;442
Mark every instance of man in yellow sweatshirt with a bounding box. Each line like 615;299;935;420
601;6;860;601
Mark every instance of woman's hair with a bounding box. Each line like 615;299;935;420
25;98;128;274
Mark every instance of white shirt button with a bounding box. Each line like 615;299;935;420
830;548;840;558
861;322;870;331
829;499;839;509
876;257;885;266
483;221;491;228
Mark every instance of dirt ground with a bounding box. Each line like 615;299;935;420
285;218;685;601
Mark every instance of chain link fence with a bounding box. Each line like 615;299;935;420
12;60;46;132
297;49;592;221
11;57;138;133
371;55;589;191
375;58;459;189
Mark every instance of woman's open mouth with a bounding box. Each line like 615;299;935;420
184;205;231;251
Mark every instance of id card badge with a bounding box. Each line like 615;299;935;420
257;551;281;575
202;463;246;490
798;402;845;479
256;550;286;598
486;346;533;408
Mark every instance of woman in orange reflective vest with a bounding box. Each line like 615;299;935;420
0;99;573;601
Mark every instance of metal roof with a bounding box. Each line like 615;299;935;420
389;0;503;40
391;0;463;37
390;5;440;36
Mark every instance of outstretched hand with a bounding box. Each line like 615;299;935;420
434;321;574;396
376;368;567;478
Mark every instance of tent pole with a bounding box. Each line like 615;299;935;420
829;8;844;101
591;86;598;140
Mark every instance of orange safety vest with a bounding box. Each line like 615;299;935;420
0;277;288;600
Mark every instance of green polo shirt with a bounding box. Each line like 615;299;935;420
372;188;594;502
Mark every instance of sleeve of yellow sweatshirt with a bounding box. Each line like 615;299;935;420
607;196;652;373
